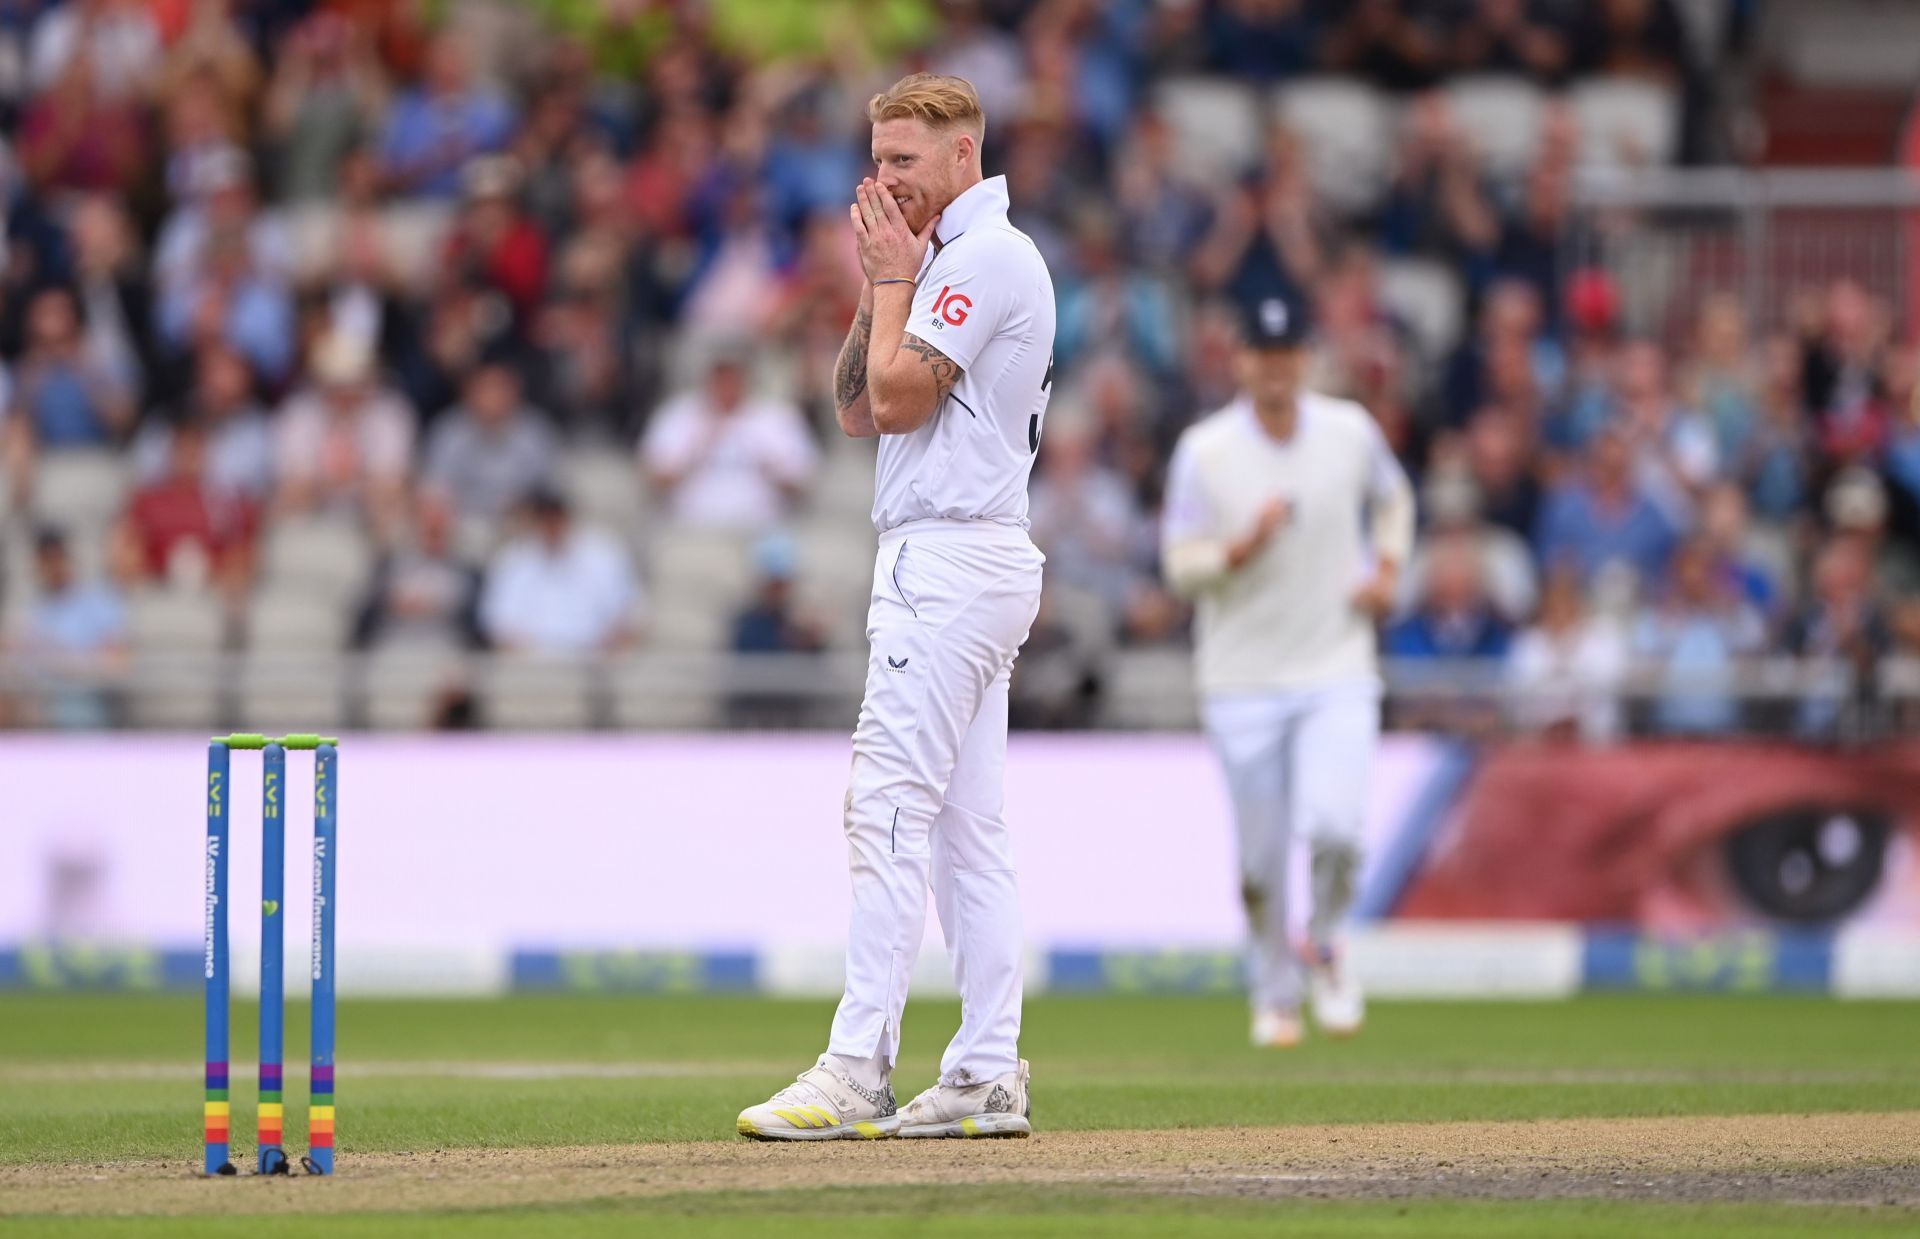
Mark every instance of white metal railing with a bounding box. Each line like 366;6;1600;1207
0;650;1913;738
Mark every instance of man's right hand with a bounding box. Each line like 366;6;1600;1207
1226;497;1289;571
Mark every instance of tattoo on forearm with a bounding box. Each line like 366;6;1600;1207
834;309;873;410
899;336;962;402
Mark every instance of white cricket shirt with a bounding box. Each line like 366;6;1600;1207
872;175;1056;534
1162;392;1415;694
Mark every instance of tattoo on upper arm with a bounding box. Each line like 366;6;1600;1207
834;308;873;410
899;336;963;402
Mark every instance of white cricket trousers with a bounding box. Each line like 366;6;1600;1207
827;519;1044;1086
1201;681;1379;1012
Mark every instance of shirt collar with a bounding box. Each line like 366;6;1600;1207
935;175;1009;245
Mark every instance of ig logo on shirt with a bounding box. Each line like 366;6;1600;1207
931;286;972;328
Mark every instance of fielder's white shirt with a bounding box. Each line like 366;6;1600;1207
1162;392;1415;695
871;175;1056;534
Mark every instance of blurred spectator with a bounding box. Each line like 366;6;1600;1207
114;419;258;599
1549;267;1626;452
1697;481;1782;620
761;79;863;238
1324;0;1443;91
1387;529;1515;660
379;31;516;200
1507;566;1629;743
1442;279;1558;431
1534;425;1678;586
29;0;161;99
642;348;818;531
1738;332;1810;522
731;534;824;655
67;197;154;404
156;0;264;119
353;489;482;651
132;344;274;503
479;488;639;655
927;0;1024;121
1613;338;1717;526
155;146;290;314
18;55;147;196
1055;205;1180;377
1448;0;1568;80
1401;468;1538;623
1191;128;1324;312
1203;0;1317;83
1824;465;1918;596
421;359;558;525
1630;537;1765;735
1376;91;1480;260
1461;408;1542;541
1568;0;1692;85
1028;412;1175;644
1110;111;1215;275
273;331;415;535
262;13;388;204
532;244;634;434
679;173;784;338
9;528;128;729
1800;279;1891;470
1452;103;1577;314
1309;245;1418;438
1786;534;1892;739
444;156;549;328
158;230;297;390
1677;292;1761;474
5;285;136;449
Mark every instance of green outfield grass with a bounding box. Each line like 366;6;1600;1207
2;994;1917;1235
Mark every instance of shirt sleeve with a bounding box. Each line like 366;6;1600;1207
902;240;1019;373
1363;418;1416;566
1160;432;1231;597
641;401;701;476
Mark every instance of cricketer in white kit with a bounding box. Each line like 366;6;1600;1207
738;74;1052;1141
1161;295;1415;1049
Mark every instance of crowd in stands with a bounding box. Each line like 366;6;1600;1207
0;0;1912;738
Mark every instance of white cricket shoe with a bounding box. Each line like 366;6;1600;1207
1251;1007;1305;1048
736;1055;899;1141
897;1059;1032;1138
1304;939;1364;1037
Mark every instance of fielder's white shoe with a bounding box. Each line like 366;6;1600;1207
1251;1007;1305;1048
1304;940;1364;1037
736;1055;899;1141
898;1059;1032;1138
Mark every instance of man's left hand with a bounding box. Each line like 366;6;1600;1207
1351;566;1399;621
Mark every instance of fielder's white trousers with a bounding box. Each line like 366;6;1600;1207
1201;680;1379;1012
828;519;1043;1086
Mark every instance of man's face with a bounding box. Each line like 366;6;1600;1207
707;361;747;412
467;367;518;424
872;118;968;234
1237;345;1307;411
35;545;72;593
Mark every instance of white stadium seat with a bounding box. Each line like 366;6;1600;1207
1275;77;1395;213
128;588;225;653
1155;76;1265;180
247;586;351;652
1444;75;1546;181
1571;78;1678;173
29;449;130;534
261;516;374;603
